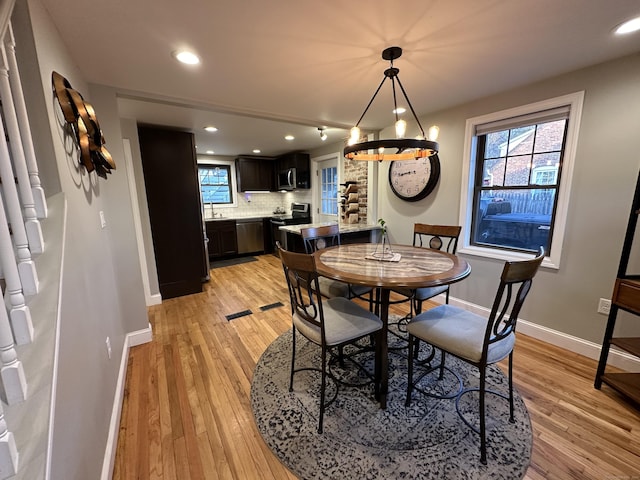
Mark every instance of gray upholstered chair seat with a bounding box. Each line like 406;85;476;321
407;304;515;364
319;276;372;299
294;297;382;347
392;285;449;302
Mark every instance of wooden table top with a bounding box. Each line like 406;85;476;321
313;243;471;289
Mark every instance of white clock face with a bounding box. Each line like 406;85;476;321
389;156;440;201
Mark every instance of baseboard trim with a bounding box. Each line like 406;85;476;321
146;293;162;306
446;296;640;373
101;323;153;480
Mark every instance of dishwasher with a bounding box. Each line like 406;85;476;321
236;219;264;254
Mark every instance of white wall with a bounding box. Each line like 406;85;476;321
16;0;149;478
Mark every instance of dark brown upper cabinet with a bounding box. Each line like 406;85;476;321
235;157;275;191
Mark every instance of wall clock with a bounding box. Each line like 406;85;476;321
388;155;440;202
52;71;115;178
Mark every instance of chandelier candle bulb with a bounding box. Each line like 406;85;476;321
395;119;407;138
428;125;440;142
349;126;360;145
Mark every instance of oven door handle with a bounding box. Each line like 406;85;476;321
271;220;286;226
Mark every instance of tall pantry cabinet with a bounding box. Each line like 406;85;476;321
138;125;207;299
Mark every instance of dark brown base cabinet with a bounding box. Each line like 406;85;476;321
138;126;206;299
207;220;238;258
595;170;640;407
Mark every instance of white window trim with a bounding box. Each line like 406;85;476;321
457;91;585;269
197;157;238;208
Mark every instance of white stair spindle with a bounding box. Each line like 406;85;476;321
0;192;33;345
5;23;47;220
0;402;18;479
0;43;43;255
0;287;26;405
0;109;38;297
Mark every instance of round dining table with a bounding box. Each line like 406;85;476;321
313;242;471;409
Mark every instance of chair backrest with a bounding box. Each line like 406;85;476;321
277;243;326;336
413;224;462;254
483;247;545;359
301;223;341;253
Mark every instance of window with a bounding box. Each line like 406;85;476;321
320;165;338;216
459;92;584;269
198;165;233;204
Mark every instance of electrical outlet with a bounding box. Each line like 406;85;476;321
597;298;611;315
99;210;106;229
106;336;112;359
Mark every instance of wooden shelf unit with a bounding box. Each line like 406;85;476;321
595;170;640;407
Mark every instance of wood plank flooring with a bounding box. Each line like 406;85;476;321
113;254;640;479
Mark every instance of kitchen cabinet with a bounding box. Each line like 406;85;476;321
206;220;238;258
276;152;310;188
138;125;206;299
236;157;275;191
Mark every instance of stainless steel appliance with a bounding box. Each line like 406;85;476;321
277;167;297;191
236;218;264;254
270;202;311;250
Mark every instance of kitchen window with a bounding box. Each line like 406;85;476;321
458;92;584;269
199;165;233;204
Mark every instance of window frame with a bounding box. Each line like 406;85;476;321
458;92;584;269
197;157;238;209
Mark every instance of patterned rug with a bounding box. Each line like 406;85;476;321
250;321;532;479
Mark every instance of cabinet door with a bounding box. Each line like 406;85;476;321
138;126;206;298
207;220;237;258
236;157;275;191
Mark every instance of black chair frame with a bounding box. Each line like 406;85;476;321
405;247;544;464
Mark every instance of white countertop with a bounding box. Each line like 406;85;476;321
279;222;382;235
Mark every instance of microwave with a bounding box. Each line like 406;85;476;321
277;167;297;190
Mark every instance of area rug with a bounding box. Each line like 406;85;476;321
250;319;532;479
210;256;257;269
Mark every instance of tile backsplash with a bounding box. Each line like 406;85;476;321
205;190;313;219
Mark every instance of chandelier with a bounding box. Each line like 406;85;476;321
343;46;439;161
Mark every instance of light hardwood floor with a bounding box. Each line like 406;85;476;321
113;254;640;479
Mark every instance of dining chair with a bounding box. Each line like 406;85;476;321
392;223;462;317
405;247;545;464
277;243;383;433
300;224;374;306
390;224;462;360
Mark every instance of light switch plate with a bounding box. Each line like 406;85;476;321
99;210;106;229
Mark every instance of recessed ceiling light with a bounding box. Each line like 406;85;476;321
204;126;218;132
615;16;640;34
253;149;261;154
393;107;406;114
173;50;200;65
206;150;214;154
285;135;295;141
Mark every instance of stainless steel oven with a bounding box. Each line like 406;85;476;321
270;202;311;251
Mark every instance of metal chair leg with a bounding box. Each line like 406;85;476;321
508;352;515;423
405;334;415;406
479;365;487;465
319;346;327;434
289;328;296;392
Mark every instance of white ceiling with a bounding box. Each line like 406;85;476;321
40;0;640;157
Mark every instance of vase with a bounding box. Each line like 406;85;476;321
372;231;394;260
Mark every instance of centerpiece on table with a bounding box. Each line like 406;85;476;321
369;218;401;261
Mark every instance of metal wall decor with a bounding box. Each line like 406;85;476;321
52;71;115;178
